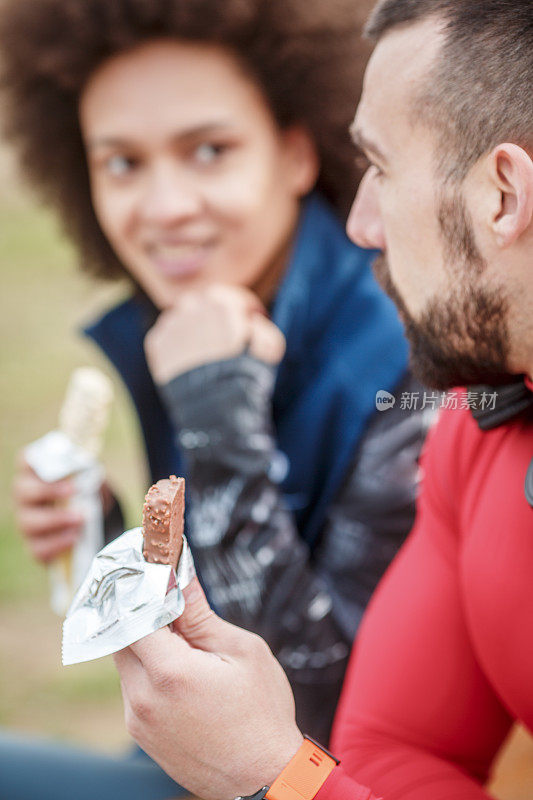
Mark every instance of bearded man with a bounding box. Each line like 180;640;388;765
111;2;533;799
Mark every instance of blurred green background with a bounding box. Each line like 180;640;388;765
1;145;533;797
0;149;145;751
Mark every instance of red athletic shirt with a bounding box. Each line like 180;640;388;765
316;400;533;800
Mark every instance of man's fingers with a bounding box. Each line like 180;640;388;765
114;648;151;706
127;626;190;672
173;578;218;640
114;644;144;681
172;578;243;653
125;580;239;679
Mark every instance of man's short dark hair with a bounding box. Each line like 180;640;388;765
0;0;372;280
366;0;533;181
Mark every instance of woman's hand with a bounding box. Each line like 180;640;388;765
144;284;286;384
12;453;84;562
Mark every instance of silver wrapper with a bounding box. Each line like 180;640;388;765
62;528;195;666
25;430;96;482
24;430;105;615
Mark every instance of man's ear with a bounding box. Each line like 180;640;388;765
282;125;320;198
489;143;533;248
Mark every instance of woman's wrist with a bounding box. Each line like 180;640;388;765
159;354;276;439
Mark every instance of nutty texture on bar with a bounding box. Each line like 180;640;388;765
142;475;185;569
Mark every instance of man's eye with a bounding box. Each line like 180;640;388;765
193;143;227;165
354;153;371;172
105;155;137;177
355;153;383;179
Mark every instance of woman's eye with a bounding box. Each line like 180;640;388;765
193;143;226;165
105;154;137;177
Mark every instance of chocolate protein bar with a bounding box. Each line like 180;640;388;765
142;475;185;569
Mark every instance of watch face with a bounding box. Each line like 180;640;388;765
235;788;269;800
525;457;533;508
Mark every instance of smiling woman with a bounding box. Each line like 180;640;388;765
0;0;369;281
79;39;317;308
1;1;428;799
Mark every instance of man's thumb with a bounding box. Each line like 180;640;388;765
173;577;227;650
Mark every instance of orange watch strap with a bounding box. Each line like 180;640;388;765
265;737;339;800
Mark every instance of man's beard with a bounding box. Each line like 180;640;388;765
373;195;511;390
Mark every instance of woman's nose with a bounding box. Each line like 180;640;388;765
139;161;202;227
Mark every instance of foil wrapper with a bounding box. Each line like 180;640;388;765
62;528;195;666
24;430;106;615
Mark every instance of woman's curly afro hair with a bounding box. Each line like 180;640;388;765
0;0;372;279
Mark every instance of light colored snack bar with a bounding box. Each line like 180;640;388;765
59;367;114;457
50;366;113;614
142;475;185;569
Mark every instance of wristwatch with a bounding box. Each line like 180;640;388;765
235;736;340;800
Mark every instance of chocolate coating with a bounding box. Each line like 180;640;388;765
142;475;185;569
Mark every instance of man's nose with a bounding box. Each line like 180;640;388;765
139;161;202;226
346;168;386;251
